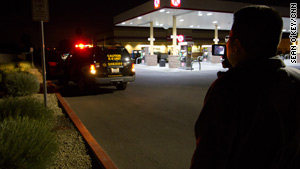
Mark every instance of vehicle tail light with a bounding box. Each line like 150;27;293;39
90;64;96;74
131;63;135;72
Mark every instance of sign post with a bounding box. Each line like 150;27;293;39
30;47;34;68
32;0;49;107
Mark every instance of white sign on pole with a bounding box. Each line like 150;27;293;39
32;0;49;107
32;0;49;22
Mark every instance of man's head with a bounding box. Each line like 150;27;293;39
226;5;283;67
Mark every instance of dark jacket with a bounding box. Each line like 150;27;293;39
191;57;300;169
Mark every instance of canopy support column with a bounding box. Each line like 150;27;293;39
150;21;154;55
214;24;219;44
172;16;177;55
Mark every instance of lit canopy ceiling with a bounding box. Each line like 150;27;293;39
115;1;297;33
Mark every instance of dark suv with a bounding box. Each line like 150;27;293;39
63;45;135;90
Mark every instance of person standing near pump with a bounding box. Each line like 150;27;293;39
190;5;300;169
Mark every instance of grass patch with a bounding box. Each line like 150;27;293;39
0;97;54;123
0;116;58;169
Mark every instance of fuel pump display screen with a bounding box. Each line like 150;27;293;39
212;44;226;56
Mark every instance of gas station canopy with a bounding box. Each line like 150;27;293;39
114;0;296;32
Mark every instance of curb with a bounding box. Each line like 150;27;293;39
55;92;118;169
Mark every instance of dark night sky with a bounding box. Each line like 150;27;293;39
0;0;150;50
0;0;295;51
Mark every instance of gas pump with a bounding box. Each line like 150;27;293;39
132;50;142;64
179;42;194;70
139;47;149;64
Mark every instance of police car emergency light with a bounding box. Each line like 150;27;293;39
75;43;93;49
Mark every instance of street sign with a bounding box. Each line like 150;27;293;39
32;0;49;22
32;0;49;106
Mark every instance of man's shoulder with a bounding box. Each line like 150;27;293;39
213;66;300;91
208;70;241;95
214;68;248;85
284;67;300;82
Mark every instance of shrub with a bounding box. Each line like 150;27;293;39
4;71;40;96
0;117;58;169
0;97;54;123
0;62;16;72
0;70;4;85
17;61;32;71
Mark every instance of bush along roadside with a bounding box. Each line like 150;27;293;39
0;116;58;169
0;61;41;96
0;96;58;169
0;64;92;169
3;71;40;97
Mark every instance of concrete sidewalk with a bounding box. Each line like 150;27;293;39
135;59;300;73
135;61;228;72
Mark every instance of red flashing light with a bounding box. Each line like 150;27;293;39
171;0;181;7
75;43;93;49
75;43;85;49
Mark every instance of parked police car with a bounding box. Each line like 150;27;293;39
63;44;135;90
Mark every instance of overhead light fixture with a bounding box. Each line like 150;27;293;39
159;9;165;12
130;22;133;25
148;38;155;41
179;19;184;22
121;22;126;25
166;11;170;14
190;25;194;28
160;24;163;26
213;21;218;24
207;13;212;16
218;26;221;29
198;12;203;16
282;29;287;32
137;17;142;19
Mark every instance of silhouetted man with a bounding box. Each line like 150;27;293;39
191;5;300;169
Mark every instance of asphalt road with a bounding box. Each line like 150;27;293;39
58;61;300;169
60;66;222;169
